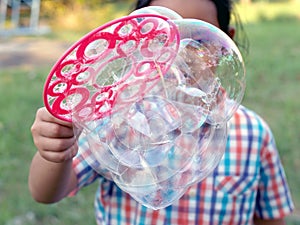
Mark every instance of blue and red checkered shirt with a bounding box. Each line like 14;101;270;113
70;105;294;225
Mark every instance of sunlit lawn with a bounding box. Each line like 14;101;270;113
0;1;300;224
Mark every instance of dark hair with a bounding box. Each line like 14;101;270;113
133;0;249;56
135;0;152;9
211;0;230;35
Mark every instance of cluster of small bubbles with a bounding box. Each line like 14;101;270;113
44;6;245;210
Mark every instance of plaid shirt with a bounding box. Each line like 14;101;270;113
71;105;294;225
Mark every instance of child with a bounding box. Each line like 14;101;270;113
29;0;294;224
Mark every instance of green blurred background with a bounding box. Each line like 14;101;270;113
0;0;299;224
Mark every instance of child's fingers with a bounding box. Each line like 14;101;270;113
37;121;75;139
39;142;79;163
37;107;73;128
34;135;76;152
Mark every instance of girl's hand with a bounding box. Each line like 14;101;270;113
31;107;78;163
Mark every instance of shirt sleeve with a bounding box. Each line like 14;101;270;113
254;118;294;219
68;135;100;196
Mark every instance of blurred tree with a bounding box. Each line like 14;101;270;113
240;0;252;4
58;0;133;8
39;0;135;35
40;0;133;18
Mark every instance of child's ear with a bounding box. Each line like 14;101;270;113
228;26;235;39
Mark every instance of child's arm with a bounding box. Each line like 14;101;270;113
28;107;78;203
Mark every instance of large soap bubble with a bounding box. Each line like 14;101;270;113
43;6;245;210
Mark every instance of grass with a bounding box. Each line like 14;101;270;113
0;68;98;225
0;1;300;224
